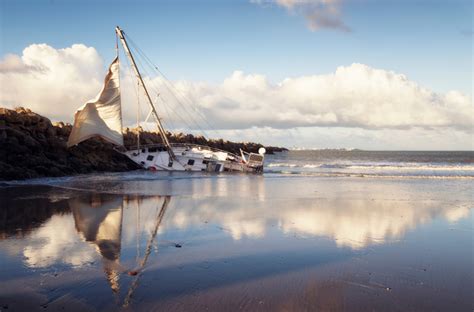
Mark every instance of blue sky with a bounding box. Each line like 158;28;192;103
0;0;472;149
1;0;471;93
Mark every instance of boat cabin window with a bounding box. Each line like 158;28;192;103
202;159;209;164
249;154;264;162
147;155;154;161
148;147;157;153
187;159;195;166
141;148;146;153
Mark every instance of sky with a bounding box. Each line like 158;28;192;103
0;0;472;150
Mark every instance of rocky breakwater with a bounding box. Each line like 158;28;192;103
0;107;141;180
0;107;286;180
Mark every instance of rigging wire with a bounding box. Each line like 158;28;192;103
132;47;210;138
119;46;144;143
129;45;202;136
122;45;174;136
136;79;141;150
153;93;176;131
124;33;219;139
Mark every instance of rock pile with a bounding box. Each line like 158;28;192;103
0;107;286;180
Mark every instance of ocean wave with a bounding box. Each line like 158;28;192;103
264;170;474;179
266;162;474;171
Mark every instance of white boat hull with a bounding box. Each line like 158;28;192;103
122;144;264;173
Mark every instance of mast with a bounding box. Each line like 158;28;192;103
115;26;176;163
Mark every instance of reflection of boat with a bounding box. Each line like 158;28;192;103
67;26;265;173
71;195;123;292
70;194;170;302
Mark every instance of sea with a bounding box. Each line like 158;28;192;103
0;150;472;311
266;150;474;179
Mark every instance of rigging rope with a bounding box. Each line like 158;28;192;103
124;33;220;140
134;48;210;138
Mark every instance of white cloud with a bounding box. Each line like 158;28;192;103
1;43;472;149
176;65;472;131
0;43;103;120
252;0;351;32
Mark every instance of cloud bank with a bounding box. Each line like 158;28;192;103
252;0;351;32
176;67;472;131
1;43;472;149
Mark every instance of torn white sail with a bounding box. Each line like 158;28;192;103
67;57;123;147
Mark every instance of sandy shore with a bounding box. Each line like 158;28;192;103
0;173;472;311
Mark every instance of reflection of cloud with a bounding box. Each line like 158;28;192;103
23;215;96;267
166;201;266;240
224;220;265;240
160;195;471;249
278;199;436;249
15;184;472;271
277;200;471;248
443;205;470;223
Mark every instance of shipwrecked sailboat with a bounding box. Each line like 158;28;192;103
67;26;265;173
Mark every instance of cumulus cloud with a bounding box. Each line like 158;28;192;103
158;65;473;132
0;43;103;119
252;0;351;32
1;43;472;149
0;54;46;74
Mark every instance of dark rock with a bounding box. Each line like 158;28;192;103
0;108;140;180
0;107;287;180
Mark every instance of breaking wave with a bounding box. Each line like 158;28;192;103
265;160;474;178
267;162;474;171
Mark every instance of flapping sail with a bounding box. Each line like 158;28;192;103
67;57;123;147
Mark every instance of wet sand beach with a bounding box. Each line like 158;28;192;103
0;166;472;311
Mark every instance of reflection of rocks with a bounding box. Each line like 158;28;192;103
0;107;286;180
0;186;71;239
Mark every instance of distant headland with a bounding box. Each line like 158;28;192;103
0;107;287;180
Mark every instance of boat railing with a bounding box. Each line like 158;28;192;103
121;143;243;160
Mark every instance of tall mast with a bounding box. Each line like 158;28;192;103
115;26;176;163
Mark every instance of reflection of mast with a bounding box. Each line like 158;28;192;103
123;196;171;307
70;195;123;293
